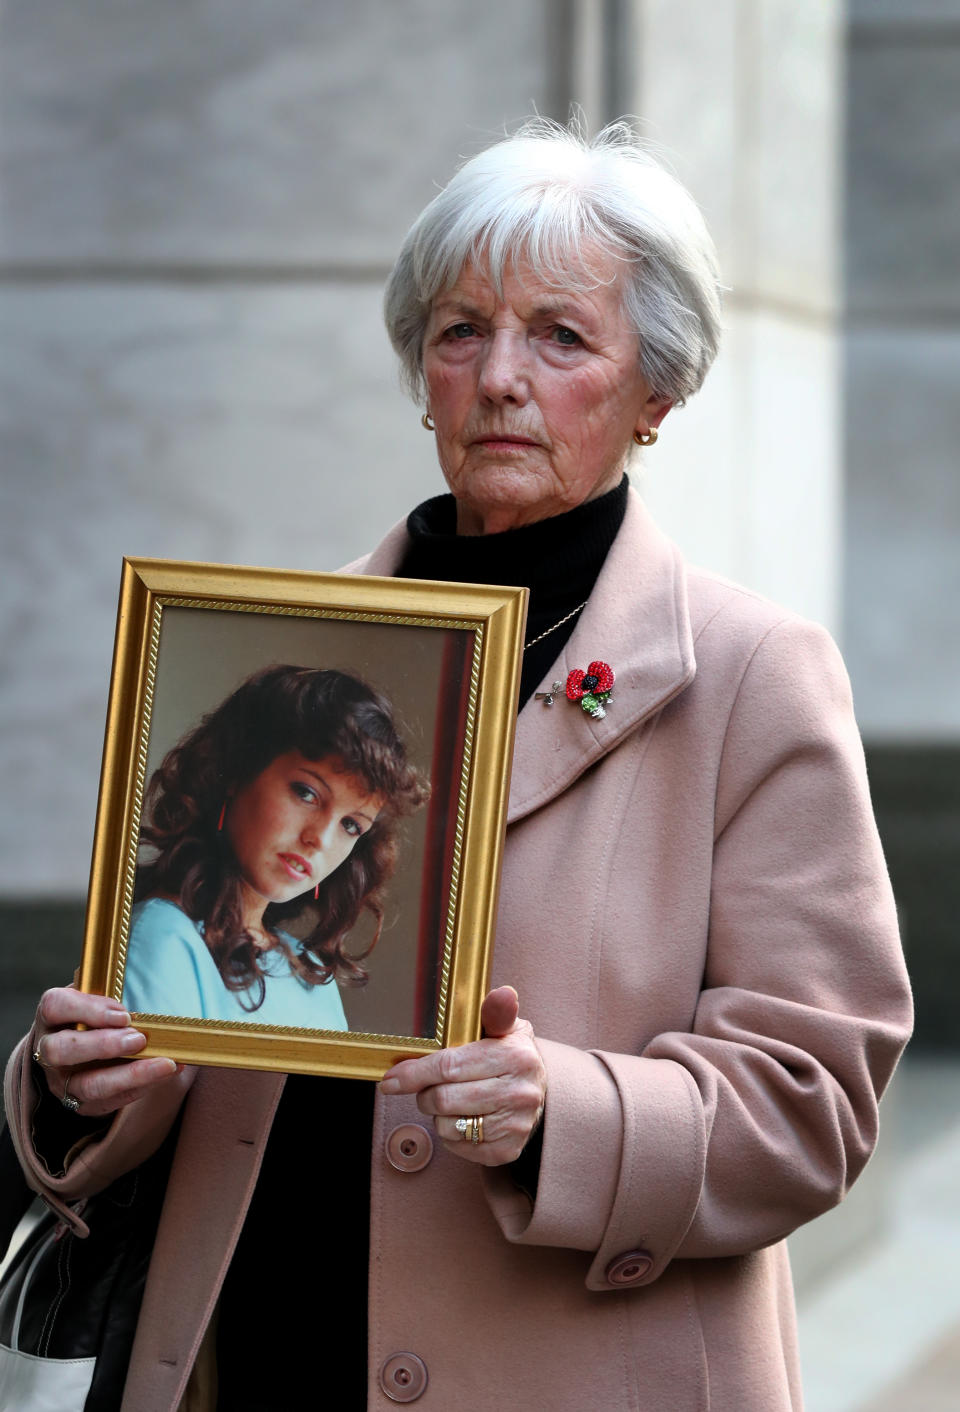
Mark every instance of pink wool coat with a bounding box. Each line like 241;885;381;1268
6;490;912;1411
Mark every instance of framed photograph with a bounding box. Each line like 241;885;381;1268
78;558;526;1080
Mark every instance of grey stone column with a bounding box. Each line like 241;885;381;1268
619;0;844;634
844;0;960;740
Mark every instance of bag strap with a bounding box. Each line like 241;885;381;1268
11;1221;59;1351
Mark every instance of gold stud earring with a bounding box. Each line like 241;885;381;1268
421;412;435;431
633;428;658;447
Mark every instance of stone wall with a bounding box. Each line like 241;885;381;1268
632;0;843;638
0;0;552;895
0;0;844;901
844;0;960;740
843;0;960;1052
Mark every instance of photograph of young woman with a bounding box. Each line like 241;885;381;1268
122;663;428;1030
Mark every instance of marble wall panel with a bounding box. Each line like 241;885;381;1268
0;0;549;264
632;0;740;282
847;39;960;313
743;309;841;633
641;305;840;634
636;0;839;311
748;0;841;313
0;281;440;893
635;317;746;587
843;328;960;738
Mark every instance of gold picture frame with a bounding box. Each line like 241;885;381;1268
78;557;527;1080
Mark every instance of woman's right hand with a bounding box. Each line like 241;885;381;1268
31;987;182;1119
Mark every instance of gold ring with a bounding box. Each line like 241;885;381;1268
454;1117;470;1140
471;1115;484;1145
32;1036;48;1068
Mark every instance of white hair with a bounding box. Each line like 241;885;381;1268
383;116;723;407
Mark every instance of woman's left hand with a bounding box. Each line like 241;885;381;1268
379;985;546;1167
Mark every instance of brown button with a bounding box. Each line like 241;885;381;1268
605;1249;653;1286
379;1351;428;1402
385;1123;434;1173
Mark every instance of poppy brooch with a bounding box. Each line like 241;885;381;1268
566;660;615;718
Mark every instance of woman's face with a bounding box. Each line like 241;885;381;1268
421;248;672;535
224;751;382;919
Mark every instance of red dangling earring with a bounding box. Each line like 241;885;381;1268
313;883;320;900
217;802;226;832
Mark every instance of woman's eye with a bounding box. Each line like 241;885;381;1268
446;322;476;340
291;781;318;804
342;817;363;838
553;326;581;346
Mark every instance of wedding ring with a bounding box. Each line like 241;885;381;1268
61;1077;80;1114
455;1117;470;1139
471;1115;484;1145
32;1036;48;1068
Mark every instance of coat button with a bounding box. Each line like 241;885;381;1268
379;1351;428;1402
385;1123;434;1173
605;1249;653;1286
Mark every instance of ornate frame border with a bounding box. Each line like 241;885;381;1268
78;557;526;1079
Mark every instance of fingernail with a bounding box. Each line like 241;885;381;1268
378;1076;400;1094
108;1007;132;1025
149;1057;178;1076
105;998;128;1012
120;1029;147;1052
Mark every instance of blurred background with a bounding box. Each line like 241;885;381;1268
1;2;957;1405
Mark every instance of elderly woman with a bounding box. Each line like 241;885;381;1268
6;118;911;1411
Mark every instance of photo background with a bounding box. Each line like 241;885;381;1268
144;604;455;1038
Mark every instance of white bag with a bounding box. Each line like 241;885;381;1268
0;1222;95;1412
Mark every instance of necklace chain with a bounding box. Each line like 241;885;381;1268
523;598;589;653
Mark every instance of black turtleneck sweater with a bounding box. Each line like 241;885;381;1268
215;476;629;1411
399;476;628;708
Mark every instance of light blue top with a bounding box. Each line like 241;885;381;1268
122;897;348;1031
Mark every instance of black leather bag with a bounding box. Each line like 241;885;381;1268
0;1118;176;1412
0;1123;35;1257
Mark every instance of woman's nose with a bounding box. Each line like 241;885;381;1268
302;815;337;855
477;330;529;404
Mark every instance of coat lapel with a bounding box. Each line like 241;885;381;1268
507;490;695;822
345;488;696;824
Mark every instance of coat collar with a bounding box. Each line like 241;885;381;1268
508;488;695;821
350;487;696;824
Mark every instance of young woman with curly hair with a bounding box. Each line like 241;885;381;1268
121;664;428;1030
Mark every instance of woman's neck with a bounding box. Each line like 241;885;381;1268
238;884;273;944
399;475;629;708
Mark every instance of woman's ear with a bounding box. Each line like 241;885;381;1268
636;394;674;440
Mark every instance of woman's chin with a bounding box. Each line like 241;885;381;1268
453;476;559;534
272;886;311;907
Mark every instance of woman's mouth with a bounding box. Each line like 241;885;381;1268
473;434;539;453
278;853;311;883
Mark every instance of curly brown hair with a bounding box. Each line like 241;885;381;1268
135;665;429;1012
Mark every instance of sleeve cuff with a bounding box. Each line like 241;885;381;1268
583;1051;704;1290
484;1037;625;1252
4;1030;193;1218
483;1040;707;1292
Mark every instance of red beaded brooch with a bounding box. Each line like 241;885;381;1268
566;660;615;718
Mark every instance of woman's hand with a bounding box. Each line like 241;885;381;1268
379;986;546;1167
31;987;182;1119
